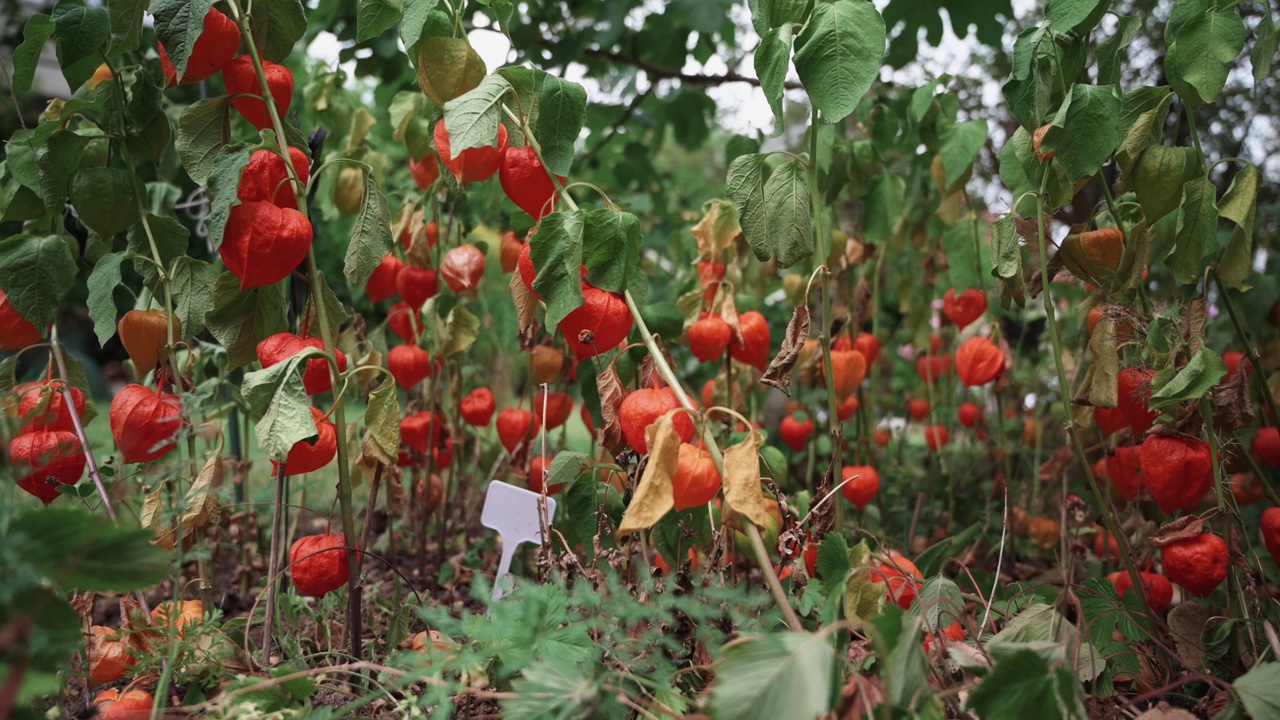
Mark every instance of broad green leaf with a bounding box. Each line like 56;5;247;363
149;0;216;82
876;606;939;711
107;0;147;54
844;540;885;624
531;211;586;329
437;303;479;357
86;252;124;346
1252;10;1278;86
1001;26;1056;130
304;269;347;343
242;349;323;461
792;0;885;123
760;157;812;268
1096;16;1140;86
169;256;219;338
10;506;169;591
989;603;1106;682
50;0;111;89
726;153;771;254
966;649;1089;720
709;632;835;720
1040;84;1122;181
345;164;394;290
991;213;1026;309
754;26;793;129
581;208;642;292
400;0;449;53
356;0;403;41
176;98;232;186
546;452;590;495
943;218;980;292
816;533;851;595
937;119;987;189
1166;8;1246;107
11;15;56;96
1132;145;1200;223
1114;86;1174;186
0;234;78;328
389;91;425;141
862;172;903;244
1045;0;1106;30
1235;662;1280;720
206;145;252;249
206;274;289;369
362;376;400;466
1165;176;1218;284
1217;163;1258;290
249;0;308;62
911;576;965;632
126;213;189;286
534;75;587;177
36;130;93;213
1151;347;1226;407
442;74;513;157
70;168;140;237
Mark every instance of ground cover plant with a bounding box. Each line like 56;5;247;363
3;0;1280;718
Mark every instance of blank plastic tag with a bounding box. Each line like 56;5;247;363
480;481;556;602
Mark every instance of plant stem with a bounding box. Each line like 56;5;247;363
261;463;287;665
1212;270;1280;424
49;326;115;518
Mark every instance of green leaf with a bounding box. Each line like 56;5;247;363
400;0;448;53
437;303;479;357
966;649;1088;720
305;270;347;343
534;75;587;177
546;452;590;495
911;576;965;632
844;540;885;624
816;533;851;594
36;130;93;213
876;606;937;711
107;0;147;54
709;632;835;720
11;15;56;96
344;165;393;290
1040;84;1122;181
169;256;219;338
205;145;253;250
1217;163;1258;290
150;0;216;82
0;234;78;328
126;213;189;286
1114;86;1174;185
726;153;771;255
989;603;1106;682
51;0;111;90
242;349;323;461
937;119;987;189
362;376;400;466
991;213;1026;309
862;172;904;244
792;0;885;123
1166;7;1246;107
1252;10;1278;87
357;0;403;41
758;156;812;268
442;74;513;158
1235;662;1280;720
249;0;308;62
581;208;642;292
206;274;289;370
86;252;123;346
1132;145;1200;224
754;26;793;129
1165;176;1218;284
1096;16;1140;86
176;98;233;186
1045;0;1106;30
531;211;586;329
70;167;140;237
944;218;980;291
1151;347;1226;406
10;506;169;591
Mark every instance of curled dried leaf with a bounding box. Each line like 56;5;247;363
510;271;537;332
1150;515;1206;547
722;431;770;529
720;292;743;345
1212;367;1255;434
616;410;681;537
597;361;628;457
760;306;811;395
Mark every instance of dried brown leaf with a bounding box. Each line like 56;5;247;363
1213;366;1255;434
1087;317;1119;408
616;411;681;537
1168;602;1210;671
760;306;811;395
722;431;770;528
1183;295;1206;354
720;292;743;345
510;271;537;332
1150;515;1206;547
597;362;628;457
1134;707;1199;720
850;275;872;332
690;199;740;258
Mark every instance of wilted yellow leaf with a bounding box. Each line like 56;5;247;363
721;431;770;529
616;410;681;537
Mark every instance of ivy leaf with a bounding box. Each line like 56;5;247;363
1040;84;1121;181
0;234;78;328
442;74;513;157
534;75;587;177
176;98;232;186
356;0;403;42
11;15;56;96
1165;176;1218;284
1132;145;1199;224
581;208;641;292
1166;7;1246;107
249;0;308;62
754;25;792;130
361;376;400;466
1151;347;1227;408
937;119;987;189
792;0;885;123
86;252;124;346
709;632;835;720
530;211;586;329
759;156;812;268
150;0;216;83
206;274;289;369
1217;163;1259;290
243;350;322;461
50;0;111;90
343;165;393;290
168;257;218;338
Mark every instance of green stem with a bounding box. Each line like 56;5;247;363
1095;170;1124;234
1212;270;1280;424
